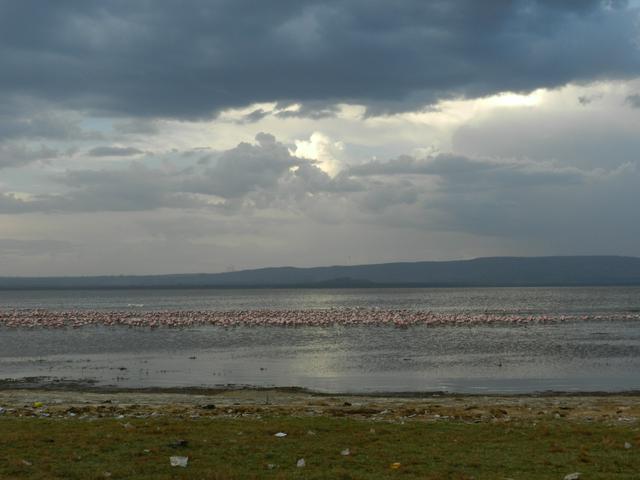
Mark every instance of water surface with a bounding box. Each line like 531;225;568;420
1;287;639;393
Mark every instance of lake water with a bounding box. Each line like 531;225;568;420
1;287;640;393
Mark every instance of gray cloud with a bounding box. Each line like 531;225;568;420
626;94;640;108
0;238;76;256
286;163;363;194
237;109;272;124
0;143;60;169
112;119;160;135
235;102;340;124
1;1;637;118
358;182;420;213
49;165;200;212
0;165;199;214
87;146;145;157
1;133;637;263
0;192;37;213
451;105;640;169
425;162;640;241
347;153;587;188
0;110;97;142
578;93;603;105
0;134;351;213
275;102;340;120
338;157;640;251
183;133;303;198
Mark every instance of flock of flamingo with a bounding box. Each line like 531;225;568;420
0;308;638;329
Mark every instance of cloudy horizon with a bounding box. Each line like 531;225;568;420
1;0;640;276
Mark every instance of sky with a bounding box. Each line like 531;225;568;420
1;0;640;276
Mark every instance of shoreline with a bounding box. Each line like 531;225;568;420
2;378;640;398
1;387;639;425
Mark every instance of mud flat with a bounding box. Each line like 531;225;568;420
1;387;640;423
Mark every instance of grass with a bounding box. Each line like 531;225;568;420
0;416;639;479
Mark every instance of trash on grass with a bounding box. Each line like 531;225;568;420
390;462;401;469
564;473;581;480
296;458;306;468
274;432;287;438
340;448;351;456
624;442;632;449
170;456;189;467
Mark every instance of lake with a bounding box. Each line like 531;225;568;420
1;286;639;393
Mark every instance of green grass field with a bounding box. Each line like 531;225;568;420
1;416;638;479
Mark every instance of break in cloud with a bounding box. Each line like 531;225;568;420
0;0;639;275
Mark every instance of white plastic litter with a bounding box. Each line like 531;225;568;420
274;432;287;437
564;473;581;480
340;448;351;456
296;458;306;468
170;456;189;467
625;442;632;449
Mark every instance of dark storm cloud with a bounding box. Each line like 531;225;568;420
87;146;145;157
1;0;637;118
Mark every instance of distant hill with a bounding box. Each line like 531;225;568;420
1;256;640;289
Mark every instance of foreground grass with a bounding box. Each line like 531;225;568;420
0;416;638;479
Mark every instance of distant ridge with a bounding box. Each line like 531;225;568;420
1;256;640;290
